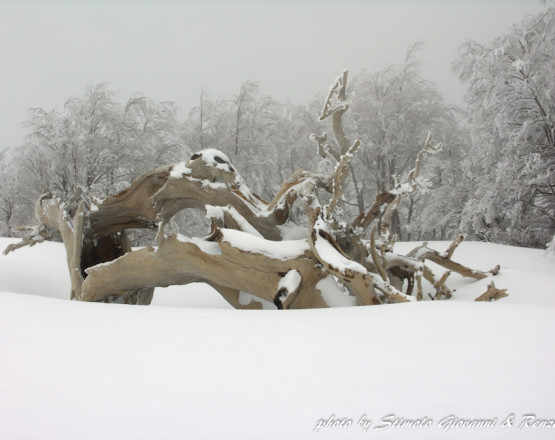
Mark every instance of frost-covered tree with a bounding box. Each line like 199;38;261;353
184;88;223;152
404;117;475;241
230;81;284;198
0;151;23;236
183;82;315;202
17;84;127;200
122;94;184;173
17;84;184;202
453;6;555;248
345;44;463;240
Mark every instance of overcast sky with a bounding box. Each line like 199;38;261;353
0;0;546;151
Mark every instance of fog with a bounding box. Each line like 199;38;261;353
0;0;544;151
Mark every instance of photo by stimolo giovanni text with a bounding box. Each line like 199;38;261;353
314;413;555;433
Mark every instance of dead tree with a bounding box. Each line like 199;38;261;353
4;70;503;308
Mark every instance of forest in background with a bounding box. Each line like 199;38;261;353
1;6;553;249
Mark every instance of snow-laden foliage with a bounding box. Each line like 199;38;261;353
0;150;25;236
453;6;555;248
18;85;183;200
0;85;186;239
0;56;467;244
345;44;468;241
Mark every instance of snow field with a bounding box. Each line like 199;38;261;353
0;237;554;439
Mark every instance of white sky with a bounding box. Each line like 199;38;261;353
0;0;545;151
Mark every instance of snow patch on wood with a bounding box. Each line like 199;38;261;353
238;291;275;309
220;229;309;260
316;275;357;307
277;270;301;295
175;234;222;256
313;215;366;274
169;162;192;178
205;205;263;238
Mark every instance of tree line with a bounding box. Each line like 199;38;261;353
1;6;553;249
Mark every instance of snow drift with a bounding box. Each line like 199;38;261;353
0;237;554;439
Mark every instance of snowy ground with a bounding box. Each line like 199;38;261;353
0;237;554;440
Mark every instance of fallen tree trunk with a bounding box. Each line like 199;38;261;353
4;70;504;307
81;230;337;309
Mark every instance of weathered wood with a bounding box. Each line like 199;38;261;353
2;223;55;255
88;152;334;242
370;225;388;282
326;139;361;217
352;191;396;230
81;230;333;309
12;193;155;304
3;70;505;309
406;237;499;281
475;282;509;302
308;209;381;306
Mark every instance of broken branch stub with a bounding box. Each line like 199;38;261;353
475;282;509;302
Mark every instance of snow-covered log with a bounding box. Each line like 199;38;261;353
87;149;331;242
80;229;337;309
3;70;504;308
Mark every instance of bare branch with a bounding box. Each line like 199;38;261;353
325;139;361;217
319;69;352;155
352;191;396;231
407;237;499;280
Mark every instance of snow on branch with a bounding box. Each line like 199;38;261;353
325;139;361;218
407;237;500;281
318;69;356;156
309;209;380;306
319;69;349;121
275;269;302;309
2;223;55;255
381;133;443;239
